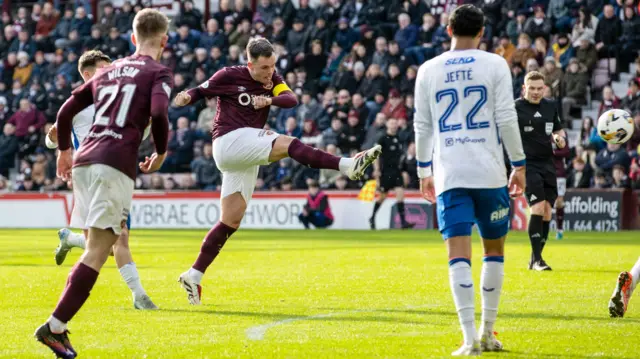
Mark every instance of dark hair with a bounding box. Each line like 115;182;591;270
449;4;484;38
247;37;274;60
78;50;111;72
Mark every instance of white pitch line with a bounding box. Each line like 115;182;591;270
245;304;433;341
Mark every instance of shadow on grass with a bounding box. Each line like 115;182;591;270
160;308;433;325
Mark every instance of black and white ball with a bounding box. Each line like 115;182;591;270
597;109;635;144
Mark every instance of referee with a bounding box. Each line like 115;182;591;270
370;118;414;230
515;71;567;271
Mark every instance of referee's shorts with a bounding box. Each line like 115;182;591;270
525;160;558;207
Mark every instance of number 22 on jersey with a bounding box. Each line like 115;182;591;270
436;85;488;133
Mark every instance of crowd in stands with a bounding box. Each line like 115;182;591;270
0;0;639;193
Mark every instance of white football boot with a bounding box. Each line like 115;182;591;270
54;228;73;265
178;271;202;305
346;145;382;180
452;340;482;356
134;294;159;310
480;332;503;352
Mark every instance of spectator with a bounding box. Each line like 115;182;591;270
307;15;331;52
495;34;516;65
296;92;323;126
298;180;334;229
512;33;536;69
191;143;220;191
300;119;322;147
255;0;277;25
567;157;593;188
103;27;129;60
8;98;45;139
277;0;297;29
598;85;621;118
17;174;38;192
404;13;439;66
321;118;343;148
575;32;597;72
578;116;606;150
340;110;365;153
303;40;326;85
199;19;227;52
350;93;370;126
629;158;640;189
593;171;610;188
51;8;73;44
524;6;552;42
319;144;341;187
381;89;407;120
233;0;254;25
149;174;165;190
394;13;418;52
620;6;640;68
626;114;640;157
163;117;196;173
96;3;116;34
611;164;630;188
10;29;36;58
507;10;528;45
621;79;640;115
571;7;598;49
561;58;588;121
283;116;302;138
0;123;18;177
196;97;216;140
115;2;134;35
269;17;287;45
335;17;359;51
13;51;32;86
229;19;251;51
176;0;204;32
0;97;11;126
548;33;574;70
595;5;622;59
358;64;387;104
71;7;92;38
596;143;631;176
526;57;539;73
83;26;104;52
541;57;563;97
547;0;572;33
387;63;402;92
362;112;386;150
35;3;58;53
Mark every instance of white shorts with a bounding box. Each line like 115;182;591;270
557;177;566;197
213;127;280;203
70;164;134;235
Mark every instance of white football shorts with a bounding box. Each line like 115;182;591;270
212;127;280;203
71;164;134;235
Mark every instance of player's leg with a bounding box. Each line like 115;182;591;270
298;212;311;229
555;177;567;240
55;228;88;265
540;200;553;253
179;167;254;305
111;222;157;310
437;189;481;355
525;167;549;271
36;165;129;358
394;185;415;229
370;189;387;230
270;135;381;180
472;187;510;351
609;256;640;317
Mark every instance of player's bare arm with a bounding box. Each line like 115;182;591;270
45;123;58;149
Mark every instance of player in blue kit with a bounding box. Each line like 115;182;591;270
413;5;526;355
45;50;157;311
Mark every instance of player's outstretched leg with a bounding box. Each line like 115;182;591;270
112;227;158;310
55;229;87;265
272;137;382;180
36;227;118;358
479;240;505;352
609;257;640;317
180;193;242;305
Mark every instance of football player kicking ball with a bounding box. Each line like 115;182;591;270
609;258;640;317
414;5;526;355
45;50;157;311
173;37;382;305
34;9;172;359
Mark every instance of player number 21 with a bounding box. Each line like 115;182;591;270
94;84;137;127
436;85;489;133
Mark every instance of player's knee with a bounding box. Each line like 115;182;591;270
269;136;294;162
556;197;565;208
530;202;546;215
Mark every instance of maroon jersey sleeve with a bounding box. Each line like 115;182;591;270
186;68;230;104
56;81;94;151
150;67;172;155
269;72;297;108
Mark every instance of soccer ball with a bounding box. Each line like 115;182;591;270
597;109;635;144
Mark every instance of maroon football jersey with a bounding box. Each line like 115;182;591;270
186;66;287;140
552;138;570;178
58;55;172;180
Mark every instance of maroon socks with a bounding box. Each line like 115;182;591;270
51;263;99;324
192;221;237;273
288;138;340;170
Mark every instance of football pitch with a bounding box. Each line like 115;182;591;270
1;229;640;359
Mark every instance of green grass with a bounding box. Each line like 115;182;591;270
1;229;640;358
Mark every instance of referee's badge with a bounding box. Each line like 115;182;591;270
545;122;553;135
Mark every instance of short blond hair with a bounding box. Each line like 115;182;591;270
525;70;545;83
133;9;169;41
78;50;111;73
